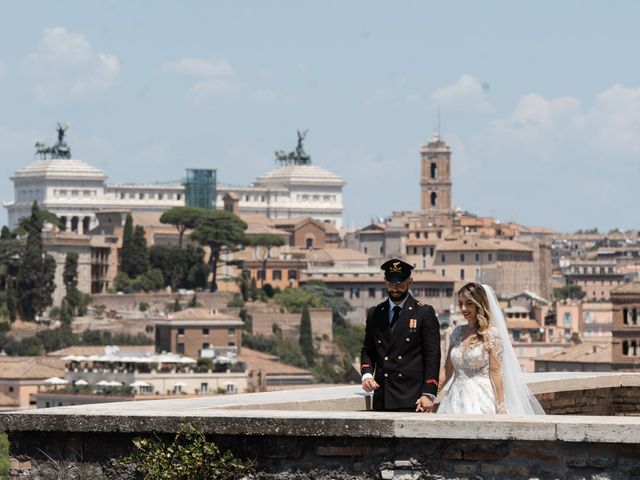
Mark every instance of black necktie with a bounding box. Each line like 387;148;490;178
390;305;402;330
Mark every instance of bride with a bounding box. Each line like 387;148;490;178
437;282;545;415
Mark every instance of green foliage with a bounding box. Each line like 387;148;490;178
114;272;131;292
93;304;107;317
118;423;254;480
554;284;586;300
333;323;366;360
238;276;249;302
120;214;135;276
249;277;258;302
195;357;213;373
130;226;150;277
16;202;56;320
575;228;599;234
186;263;209;290
113;269;164;293
274;287;321;313
0;226;11;240
139;302;149;312
312;357;344;383
159;206;205;247
173;299;182;312
299;304;314;366
302;280;353;323
149;244;208;291
63;252;82;315
242;333;308;368
262;283;275;298
188;294;201;308
227;295;244;308
190;210;247;292
0;432;9;478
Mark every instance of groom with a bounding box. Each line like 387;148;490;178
360;258;441;412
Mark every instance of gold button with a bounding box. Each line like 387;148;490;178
398;373;403;378
398;355;402;360
384;356;388;361
377;340;382;344
406;337;410;342
384;373;389;378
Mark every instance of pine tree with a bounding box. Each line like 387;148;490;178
299;304;314;366
120;214;134;276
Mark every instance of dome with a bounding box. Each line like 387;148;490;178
11;159;107;181
255;165;344;187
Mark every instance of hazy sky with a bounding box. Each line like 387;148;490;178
1;2;639;232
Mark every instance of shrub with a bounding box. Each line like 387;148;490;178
118;422;254;480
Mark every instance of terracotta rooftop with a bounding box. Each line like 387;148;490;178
48;345;155;357
535;341;612;364
506;319;541;330
612;282;640;295
168;308;241;322
238;347;312;376
436;237;533;252
0;357;65;380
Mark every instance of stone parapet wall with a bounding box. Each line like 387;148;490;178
537;386;640;415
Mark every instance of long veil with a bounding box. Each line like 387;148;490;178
482;284;546;415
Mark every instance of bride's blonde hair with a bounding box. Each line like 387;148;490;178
458;282;492;347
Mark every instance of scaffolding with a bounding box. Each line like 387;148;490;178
184;169;217;209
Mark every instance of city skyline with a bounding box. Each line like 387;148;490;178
1;2;639;231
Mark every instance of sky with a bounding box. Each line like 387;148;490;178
1;1;639;232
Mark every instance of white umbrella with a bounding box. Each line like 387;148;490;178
74;379;89;386
96;380;110;386
43;377;68;385
107;380;123;387
129;381;150;387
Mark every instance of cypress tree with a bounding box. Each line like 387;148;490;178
63;253;81;314
16;202;55;320
250;277;258;302
120;214;134;276
130;225;150;277
299;304;314;366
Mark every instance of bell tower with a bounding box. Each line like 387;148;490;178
420;130;452;212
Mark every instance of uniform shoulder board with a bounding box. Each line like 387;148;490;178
417;301;426;306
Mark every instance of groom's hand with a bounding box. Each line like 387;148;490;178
362;378;379;392
415;395;434;413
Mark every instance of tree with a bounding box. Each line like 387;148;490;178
159;206;205;247
248;234;285;287
302;280;353;325
274;287;321;313
63;253;82;314
249;278;258;302
16;202;56;321
0;226;11;240
130;226;150;277
173;298;182;312
554;284;586;301
120;214;135;276
190;210;247;292
298;304;314;366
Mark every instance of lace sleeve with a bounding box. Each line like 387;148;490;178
442;326;461;389
487;327;506;414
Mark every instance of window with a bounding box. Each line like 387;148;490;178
228;328;236;337
460;254;465;262
177;194;182;201
430;192;437;207
475;253;480;262
350;287;360;299
158;193;164;200
257;270;265;280
460;269;465;280
139;193;144;199
177;343;185;354
440;254;446;263
200;383;209;394
430;163;437;179
203;328;209;335
120;193;125;199
226;383;236;393
563;312;572;326
8;386;14;392
288;270;297;280
178;328;184;335
306;238;313;248
202;343;210;350
364;246;368;254
368;288;376;298
488;253;493;262
441;269;445;277
272;270;282;281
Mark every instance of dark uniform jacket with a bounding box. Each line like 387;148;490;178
360;295;441;411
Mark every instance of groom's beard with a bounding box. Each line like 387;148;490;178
387;289;409;303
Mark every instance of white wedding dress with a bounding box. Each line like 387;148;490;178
437;284;546;416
